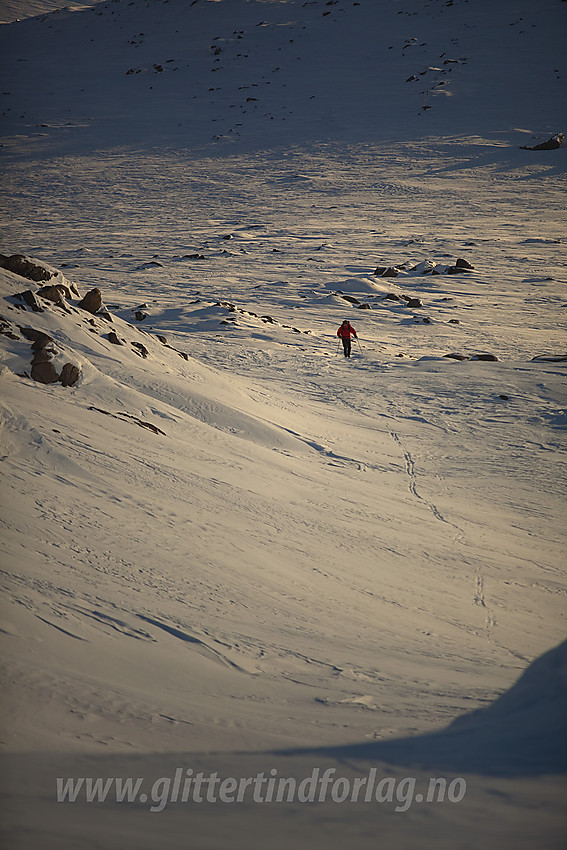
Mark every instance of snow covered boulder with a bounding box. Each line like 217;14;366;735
37;284;72;305
374;266;400;277
520;132;564;151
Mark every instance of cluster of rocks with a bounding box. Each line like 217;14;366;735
2;253;191;388
444;352;499;362
0;315;81;386
215;300;311;335
1;253;81;294
22;326;80;386
336;291;428;311
337;293;373;309
374;257;475;277
383;293;423;308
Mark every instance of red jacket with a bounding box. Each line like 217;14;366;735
337;322;357;339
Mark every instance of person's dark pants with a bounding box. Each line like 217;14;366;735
341;337;351;357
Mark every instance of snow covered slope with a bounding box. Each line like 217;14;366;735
0;0;102;25
0;1;566;848
0;0;565;151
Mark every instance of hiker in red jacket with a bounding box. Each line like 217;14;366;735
337;320;357;357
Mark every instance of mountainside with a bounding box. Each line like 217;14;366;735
1;0;566;151
1;1;566;849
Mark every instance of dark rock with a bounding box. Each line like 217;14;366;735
444;353;470;361
520;133;564;151
31;349;54;364
261;315;274;323
77;288;102;314
131;341;149;358
447;265;473;274
357;303;371;309
448;319;461;324
374;266;399;277
60;362;80;387
89;405;165;435
406;297;423;308
455;258;475;270
0;318;20;341
384;293;401;301
31;360;59;384
499;394;510;400
17;290;44;312
156;335;167;344
531;354;567;362
0;254;53;282
341;295;360;304
134;311;148;321
19;327;54;349
471;353;499;361
108;332;123;345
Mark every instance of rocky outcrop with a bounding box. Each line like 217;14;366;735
1;254;80;297
0;253;54;283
